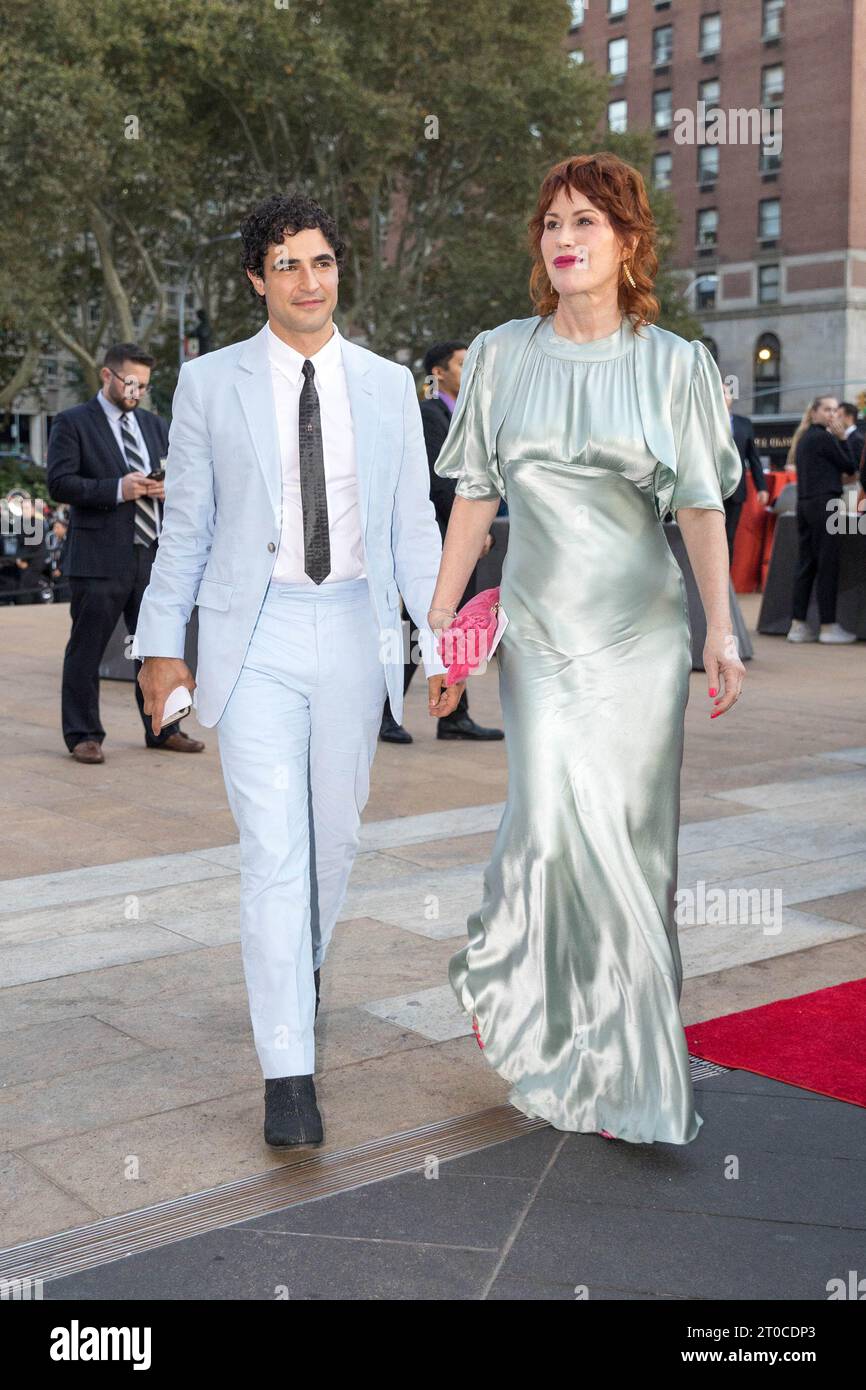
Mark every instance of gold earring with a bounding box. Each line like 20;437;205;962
622;261;637;288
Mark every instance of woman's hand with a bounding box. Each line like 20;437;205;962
704;626;744;719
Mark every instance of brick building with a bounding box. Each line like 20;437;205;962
567;0;866;446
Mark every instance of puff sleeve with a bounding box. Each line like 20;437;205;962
432;330;506;502
669;340;743;517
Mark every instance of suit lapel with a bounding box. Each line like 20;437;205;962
87;396;127;473
234;323;380;536
137;410;165;471
339;336;378;538
235;326;282;514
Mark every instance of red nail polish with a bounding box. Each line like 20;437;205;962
710;711;720;718
708;687;717;696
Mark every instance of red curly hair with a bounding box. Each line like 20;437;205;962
528;152;659;328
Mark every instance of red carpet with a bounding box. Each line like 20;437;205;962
685;978;866;1107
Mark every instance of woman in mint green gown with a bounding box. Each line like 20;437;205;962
429;154;745;1145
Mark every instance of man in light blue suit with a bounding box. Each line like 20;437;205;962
134;193;465;1148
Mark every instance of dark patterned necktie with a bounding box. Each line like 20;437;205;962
119;413;160;546
299;359;330;584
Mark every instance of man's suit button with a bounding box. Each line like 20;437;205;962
267;542;276;552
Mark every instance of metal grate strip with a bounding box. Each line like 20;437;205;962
1;1056;731;1287
0;1105;546;1286
689;1054;733;1081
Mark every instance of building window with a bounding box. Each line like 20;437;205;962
758;264;780;304
761;65;784;106
762;0;785;40
569;0;586;28
652;152;673;189
569;48;584;65
699;13;721;56
759;143;782;174
759;197;781;239
697;277;717;310
754;332;781;414
608;0;629;15
44;358;59;386
608;37;628;77
653;25;673;66
698;146;719;185
653;89;673;131
697;207;718;249
608;99;628;133
699;77;720;107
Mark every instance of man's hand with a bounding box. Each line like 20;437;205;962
428;674;465;719
755;490;770;506
144;478;165;501
138;657;195;736
121;472;153;501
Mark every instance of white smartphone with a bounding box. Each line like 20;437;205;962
162;684;193;725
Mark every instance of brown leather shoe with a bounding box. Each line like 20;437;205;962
156;730;205;753
71;740;105;764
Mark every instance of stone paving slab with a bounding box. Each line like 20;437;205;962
2;595;865;1283
38;1073;866;1301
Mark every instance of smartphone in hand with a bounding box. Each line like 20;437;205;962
162;684;193;725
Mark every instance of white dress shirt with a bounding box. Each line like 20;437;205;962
97;391;160;534
266;322;366;584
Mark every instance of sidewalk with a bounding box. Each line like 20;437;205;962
1;596;865;1298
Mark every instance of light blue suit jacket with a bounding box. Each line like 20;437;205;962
133;323;447;726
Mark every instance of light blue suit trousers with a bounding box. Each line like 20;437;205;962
216;576;387;1078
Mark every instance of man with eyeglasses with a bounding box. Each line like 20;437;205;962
46;341;205;762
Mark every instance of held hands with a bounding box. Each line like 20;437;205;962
428;675;466;719
704;626;745;719
138;657;195;736
426;605;465;717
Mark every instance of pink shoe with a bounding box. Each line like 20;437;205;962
471;1014;485;1051
598;1128;617;1140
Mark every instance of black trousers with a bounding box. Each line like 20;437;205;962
792;494;843;625
61;541;173;750
723;497;743;569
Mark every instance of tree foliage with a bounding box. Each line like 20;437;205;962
0;0;699;406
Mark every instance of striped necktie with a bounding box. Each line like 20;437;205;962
119;413;160;546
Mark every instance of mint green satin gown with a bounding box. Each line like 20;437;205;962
434;315;740;1145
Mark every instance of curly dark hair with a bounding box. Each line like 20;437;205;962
239;192;347;302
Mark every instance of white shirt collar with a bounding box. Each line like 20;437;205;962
97;390;128;424
266;321;343;385
844;424;856;437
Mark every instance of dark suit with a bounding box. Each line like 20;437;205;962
46;395;172;750
847;427;866;492
420;395;479;615
398;392;481;714
724;412;766;565
791;423;854;625
424;396;458;535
